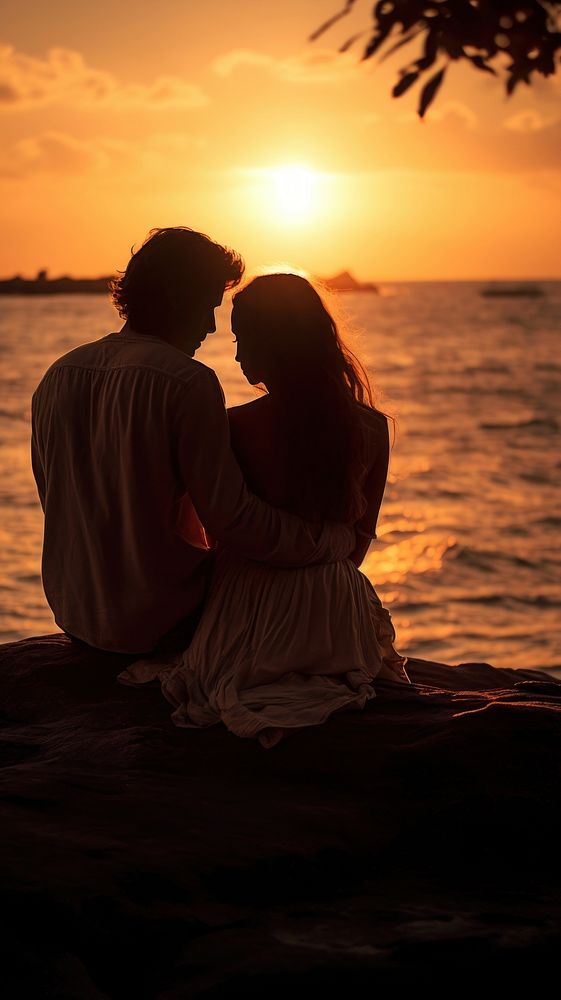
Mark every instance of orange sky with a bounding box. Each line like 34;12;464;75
1;0;560;280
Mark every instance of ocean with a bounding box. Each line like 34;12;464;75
1;281;560;674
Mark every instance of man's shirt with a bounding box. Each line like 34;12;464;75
31;326;354;654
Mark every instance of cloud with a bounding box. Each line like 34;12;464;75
0;131;205;178
0;132;103;177
503;109;561;132
426;100;478;130
0;44;209;111
211;48;359;84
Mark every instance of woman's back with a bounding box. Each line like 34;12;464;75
228;395;390;547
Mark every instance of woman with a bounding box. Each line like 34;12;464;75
118;273;411;749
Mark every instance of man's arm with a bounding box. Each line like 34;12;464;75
172;368;355;567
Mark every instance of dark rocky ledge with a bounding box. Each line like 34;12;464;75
1;633;560;996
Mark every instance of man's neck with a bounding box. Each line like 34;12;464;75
120;320;191;355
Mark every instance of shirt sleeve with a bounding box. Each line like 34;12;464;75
171;367;355;567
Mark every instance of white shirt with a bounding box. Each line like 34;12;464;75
31;326;354;653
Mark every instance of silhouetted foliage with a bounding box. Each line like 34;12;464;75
310;1;561;117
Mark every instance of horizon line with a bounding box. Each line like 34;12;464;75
1;272;560;284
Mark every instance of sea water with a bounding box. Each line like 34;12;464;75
1;281;559;674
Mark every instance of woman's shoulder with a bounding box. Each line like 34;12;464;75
354;402;388;436
353;404;390;472
228;395;270;421
227;396;278;457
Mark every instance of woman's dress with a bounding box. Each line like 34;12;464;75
117;402;411;749
117;550;410;748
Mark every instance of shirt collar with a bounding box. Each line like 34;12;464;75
120;321;167;345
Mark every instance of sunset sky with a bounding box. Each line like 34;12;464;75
2;0;560;281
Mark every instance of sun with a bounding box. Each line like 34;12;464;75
239;162;327;229
270;165;318;224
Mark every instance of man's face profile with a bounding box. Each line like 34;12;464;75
182;285;225;357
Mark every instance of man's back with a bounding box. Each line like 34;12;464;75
31;326;214;653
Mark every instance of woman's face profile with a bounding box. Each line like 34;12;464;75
231;306;264;386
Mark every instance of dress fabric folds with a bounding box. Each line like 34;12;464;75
117;548;412;749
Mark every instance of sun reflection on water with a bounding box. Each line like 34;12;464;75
363;533;458;587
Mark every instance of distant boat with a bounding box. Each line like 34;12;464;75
480;283;544;298
320;270;379;293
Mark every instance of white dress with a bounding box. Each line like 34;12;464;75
117;546;412;749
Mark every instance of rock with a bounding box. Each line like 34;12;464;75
1;632;560;993
319;271;379;293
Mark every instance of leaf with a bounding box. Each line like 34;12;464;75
416;51;437;72
423;28;439;63
469;54;497;75
339;30;367;53
418;66;447;117
506;72;519;95
379;27;425;63
392;70;419;96
308;1;356;43
362;26;392;61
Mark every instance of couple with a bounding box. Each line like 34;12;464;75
31;226;411;751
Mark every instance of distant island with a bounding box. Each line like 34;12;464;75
0;270;112;295
318;270;379;293
0;268;379;296
480;283;544;298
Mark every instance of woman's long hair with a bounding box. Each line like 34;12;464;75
232;273;384;524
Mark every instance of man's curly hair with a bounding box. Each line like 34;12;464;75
110;227;245;336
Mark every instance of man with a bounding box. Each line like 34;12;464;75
31;227;355;656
